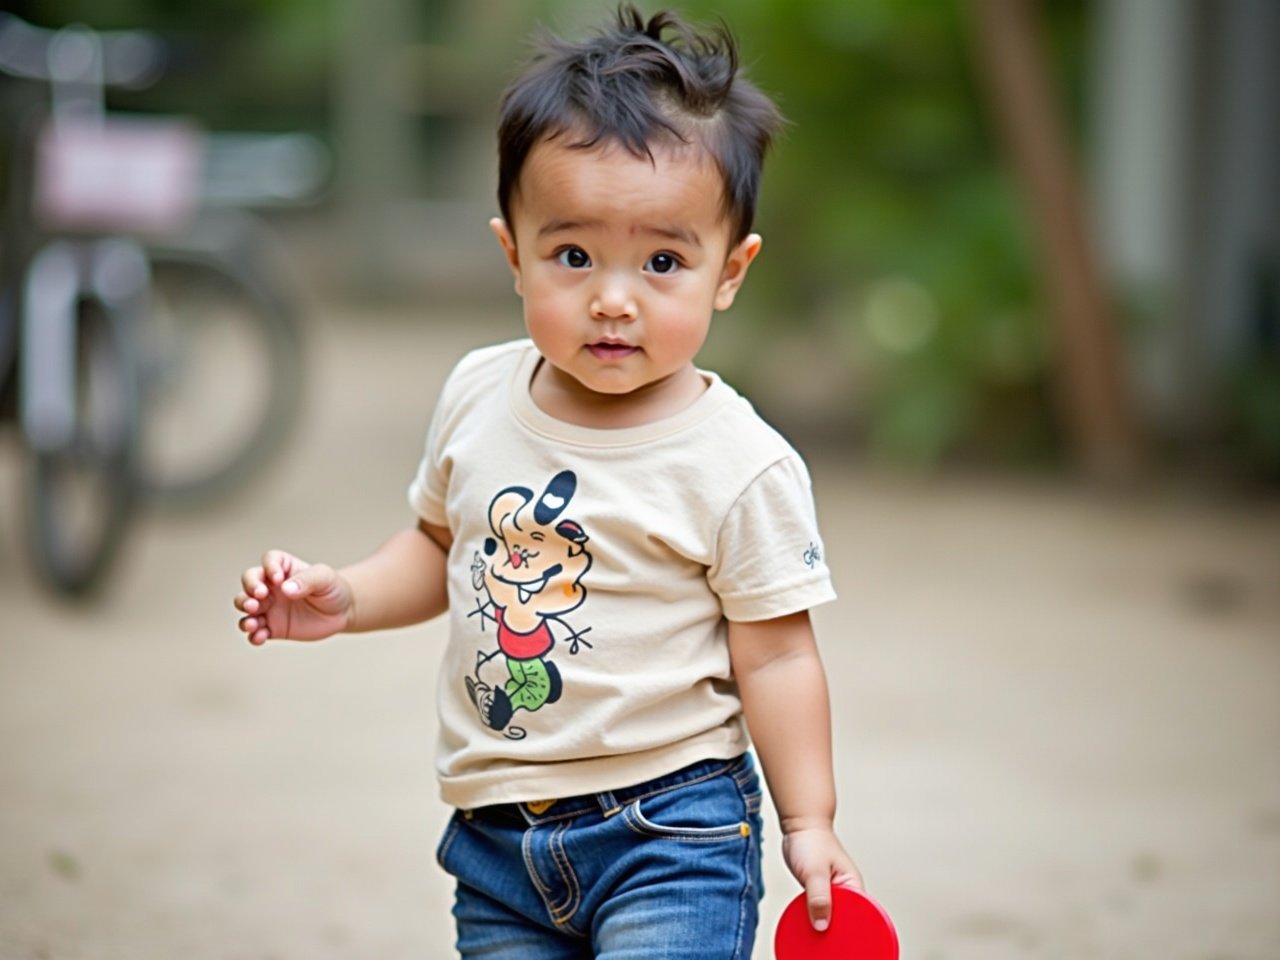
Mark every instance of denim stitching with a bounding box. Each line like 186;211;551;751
732;817;757;959
522;819;583;932
435;815;463;869
620;801;752;843
731;759;763;815
521;823;553;899
546;821;583;931
634;757;753;840
733;764;761;958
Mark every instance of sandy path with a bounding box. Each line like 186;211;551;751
2;305;1277;959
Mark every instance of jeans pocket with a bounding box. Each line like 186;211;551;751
622;772;755;843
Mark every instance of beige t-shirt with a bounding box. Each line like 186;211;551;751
409;340;835;808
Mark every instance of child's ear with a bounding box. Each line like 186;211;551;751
714;233;762;311
489;217;523;296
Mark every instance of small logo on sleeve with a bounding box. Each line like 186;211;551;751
803;541;823;569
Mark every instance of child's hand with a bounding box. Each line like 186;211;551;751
781;824;865;932
235;550;353;645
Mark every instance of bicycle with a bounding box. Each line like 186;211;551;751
0;14;324;595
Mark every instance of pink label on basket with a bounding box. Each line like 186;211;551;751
35;117;203;234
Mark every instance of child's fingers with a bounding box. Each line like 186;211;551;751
804;871;834;931
240;565;274;602
238;615;269;644
279;562;334;599
262;549;300;585
261;552;285;584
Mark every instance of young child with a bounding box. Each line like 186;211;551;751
235;7;862;957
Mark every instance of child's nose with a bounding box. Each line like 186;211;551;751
590;272;637;320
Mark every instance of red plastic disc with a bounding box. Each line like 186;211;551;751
773;886;899;959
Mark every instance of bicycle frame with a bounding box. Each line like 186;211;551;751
21;238;148;451
5;18;167;448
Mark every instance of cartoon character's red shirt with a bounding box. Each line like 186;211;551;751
494;607;555;660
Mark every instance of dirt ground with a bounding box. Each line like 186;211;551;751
1;304;1278;960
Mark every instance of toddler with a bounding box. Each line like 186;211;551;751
235;7;862;957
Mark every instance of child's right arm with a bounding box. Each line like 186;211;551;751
234;520;451;645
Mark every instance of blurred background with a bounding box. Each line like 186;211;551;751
5;0;1276;475
0;1;1277;958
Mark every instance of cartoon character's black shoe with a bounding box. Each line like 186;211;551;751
545;661;563;705
466;676;515;731
484;688;514;730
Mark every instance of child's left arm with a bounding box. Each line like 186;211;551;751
728;610;864;931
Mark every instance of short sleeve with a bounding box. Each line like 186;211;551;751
406;397;449;526
406;357;466;528
707;456;836;622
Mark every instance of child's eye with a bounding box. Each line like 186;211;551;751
557;247;591;269
646;252;680;275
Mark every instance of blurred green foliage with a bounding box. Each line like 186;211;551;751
11;0;331;131
676;0;1084;462
13;0;1099;465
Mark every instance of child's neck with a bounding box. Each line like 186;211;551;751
530;359;708;429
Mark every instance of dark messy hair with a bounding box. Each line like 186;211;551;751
496;5;784;244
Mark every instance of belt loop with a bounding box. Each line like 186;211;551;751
597;790;623;818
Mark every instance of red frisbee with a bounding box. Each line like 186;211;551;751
774;886;898;959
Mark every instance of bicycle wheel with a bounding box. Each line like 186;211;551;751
136;224;302;505
25;294;138;595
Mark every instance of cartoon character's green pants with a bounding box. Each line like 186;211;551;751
504;657;562;712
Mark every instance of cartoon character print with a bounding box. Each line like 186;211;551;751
465;470;593;739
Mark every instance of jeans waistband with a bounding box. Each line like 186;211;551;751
466;753;752;827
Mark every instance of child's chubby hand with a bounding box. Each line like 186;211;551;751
235;549;353;645
781;822;865;932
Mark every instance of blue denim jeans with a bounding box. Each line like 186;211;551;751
435;754;765;959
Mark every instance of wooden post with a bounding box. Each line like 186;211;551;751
967;0;1144;477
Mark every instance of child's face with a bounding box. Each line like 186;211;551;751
491;136;760;417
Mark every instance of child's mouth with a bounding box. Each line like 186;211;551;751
587;342;639;361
